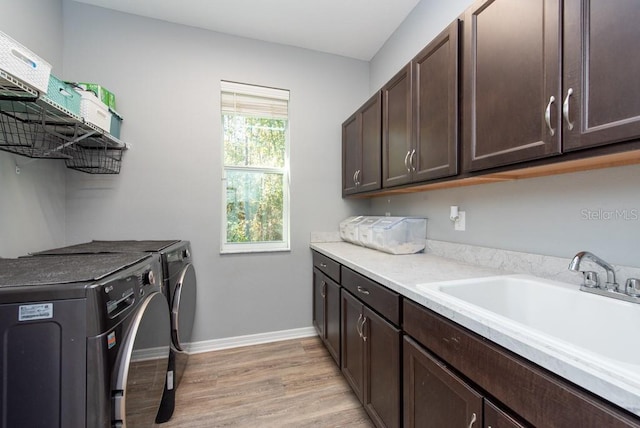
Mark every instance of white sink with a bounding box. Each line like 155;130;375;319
416;275;640;367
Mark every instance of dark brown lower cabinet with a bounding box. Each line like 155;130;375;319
403;299;640;428
341;289;401;428
324;277;341;364
312;268;340;365
403;336;482;428
403;335;526;428
484;400;528;428
341;289;365;401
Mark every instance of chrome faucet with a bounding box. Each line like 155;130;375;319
568;251;640;304
568;251;618;291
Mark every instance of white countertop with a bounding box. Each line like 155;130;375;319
310;241;640;417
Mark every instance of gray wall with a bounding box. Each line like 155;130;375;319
61;1;369;341
369;0;470;92
0;0;66;258
369;0;640;268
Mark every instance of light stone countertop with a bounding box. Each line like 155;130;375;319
310;240;640;418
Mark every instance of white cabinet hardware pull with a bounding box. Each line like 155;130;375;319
563;88;574;131
356;313;363;338
468;412;477;428
409;149;416;171
319;262;327;268
361;316;368;342
545;96;556;136
353;170;358;186
357;286;370;295
321;281;326;298
404;150;411;172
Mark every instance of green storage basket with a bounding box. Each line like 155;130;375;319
109;108;123;139
45;75;81;116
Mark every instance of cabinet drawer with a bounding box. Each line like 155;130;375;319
403;299;640;428
312;251;341;283
342;266;400;325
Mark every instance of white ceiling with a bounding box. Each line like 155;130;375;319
71;0;420;61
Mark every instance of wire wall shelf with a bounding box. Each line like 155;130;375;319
0;69;127;174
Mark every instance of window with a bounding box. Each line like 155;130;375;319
220;81;290;253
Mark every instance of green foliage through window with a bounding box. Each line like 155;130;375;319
222;95;289;248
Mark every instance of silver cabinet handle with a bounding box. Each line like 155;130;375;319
356;313;363;338
357;286;370;295
352;170;358;186
409;149;416;171
321;281;326;298
319;262;327;268
404;150;411;172
361;316;368;342
545;96;556;136
468;412;477;428
563;88;574;131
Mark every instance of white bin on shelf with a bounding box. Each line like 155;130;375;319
0;31;52;94
79;89;111;132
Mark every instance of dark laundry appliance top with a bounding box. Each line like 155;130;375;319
0;253;151;286
31;240;180;255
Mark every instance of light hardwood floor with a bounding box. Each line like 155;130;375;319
159;336;374;427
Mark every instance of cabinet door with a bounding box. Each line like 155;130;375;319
342;93;381;196
359;92;382;193
413;20;460;182
325;277;341;366
484;401;528;428
312;268;326;340
341;290;364;402
563;0;640;151
462;0;562;172
363;307;401;428
403;336;482;428
342;112;360;195
383;64;413;188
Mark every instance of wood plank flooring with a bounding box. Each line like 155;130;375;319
159;336;373;427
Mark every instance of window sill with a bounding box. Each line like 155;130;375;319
220;246;291;255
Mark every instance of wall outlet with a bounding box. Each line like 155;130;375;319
454;211;466;231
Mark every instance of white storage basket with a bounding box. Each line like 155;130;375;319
79;89;111;132
0;31;52;94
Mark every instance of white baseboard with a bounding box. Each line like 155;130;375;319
187;326;317;354
132;346;170;362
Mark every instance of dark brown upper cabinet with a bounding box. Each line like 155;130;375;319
563;0;640;151
411;20;460;183
342;92;382;196
341;0;640;198
382;64;413;188
462;0;562;172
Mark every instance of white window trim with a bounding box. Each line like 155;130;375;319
220;81;291;254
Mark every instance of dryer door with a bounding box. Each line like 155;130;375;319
171;263;197;352
112;292;170;427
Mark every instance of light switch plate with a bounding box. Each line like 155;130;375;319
455;211;466;231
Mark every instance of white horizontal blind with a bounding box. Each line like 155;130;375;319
221;81;289;119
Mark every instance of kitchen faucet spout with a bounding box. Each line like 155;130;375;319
569;251;618;291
